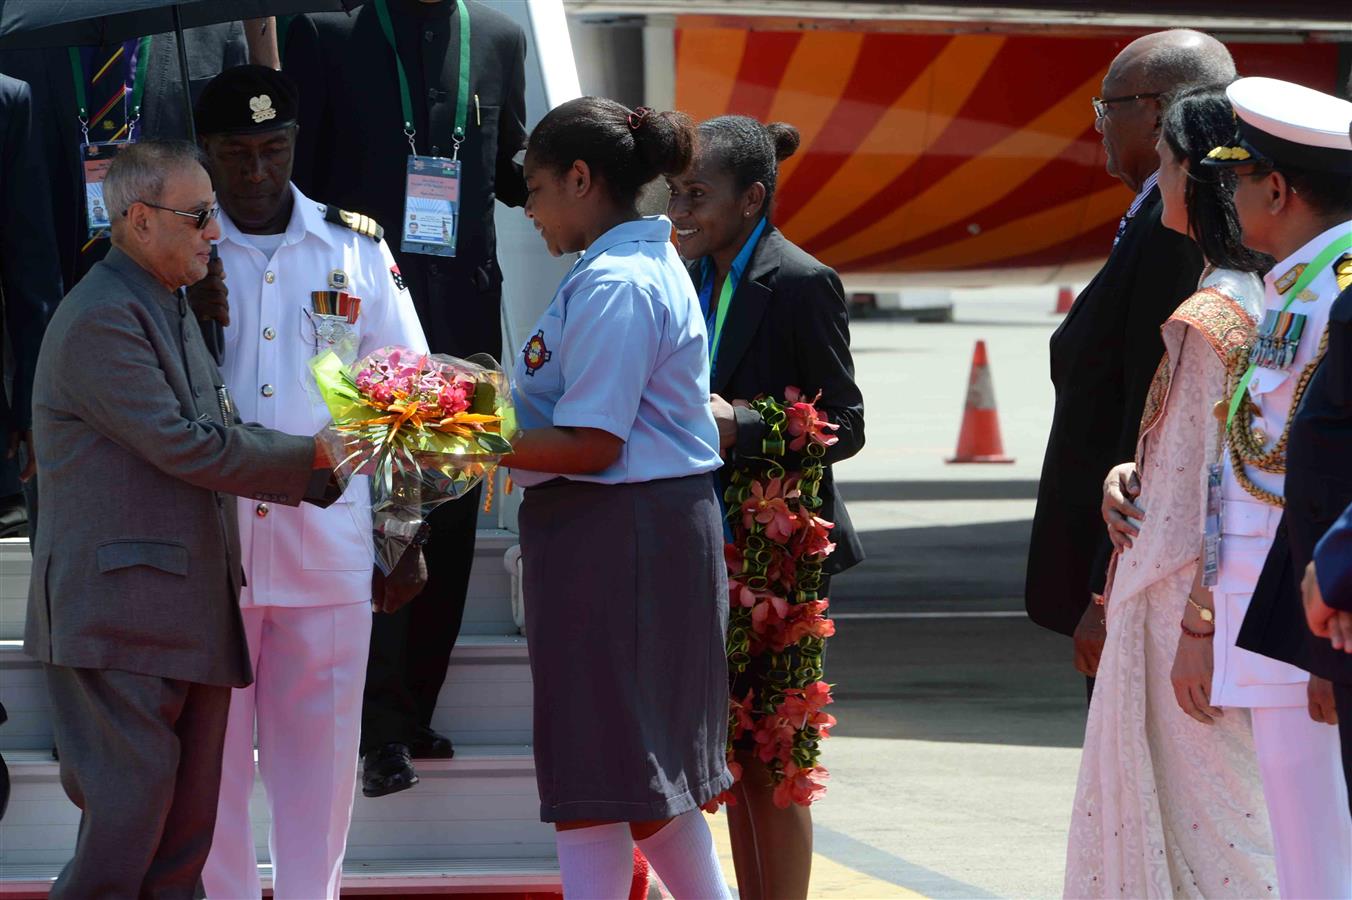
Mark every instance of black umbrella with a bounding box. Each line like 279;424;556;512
0;0;366;134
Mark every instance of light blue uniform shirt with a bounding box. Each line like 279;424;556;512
510;216;723;487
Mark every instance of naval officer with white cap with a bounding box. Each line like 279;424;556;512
186;66;430;898
1199;75;1352;898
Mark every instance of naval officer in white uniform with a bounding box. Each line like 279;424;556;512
187;67;429;899
1199;76;1352;898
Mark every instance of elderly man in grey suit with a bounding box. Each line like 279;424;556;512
24;140;338;899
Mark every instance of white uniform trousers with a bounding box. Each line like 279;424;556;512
1251;705;1352;899
202;602;372;899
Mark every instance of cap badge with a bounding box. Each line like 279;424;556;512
249;95;277;124
1206;145;1251;162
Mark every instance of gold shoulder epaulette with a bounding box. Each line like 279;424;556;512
324;205;384;242
1334;253;1352;293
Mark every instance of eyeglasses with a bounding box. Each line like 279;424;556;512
1091;92;1164;119
126;202;220;230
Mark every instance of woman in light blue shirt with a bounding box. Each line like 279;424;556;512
503;97;732;900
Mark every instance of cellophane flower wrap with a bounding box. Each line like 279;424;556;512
707;386;838;811
310;342;515;573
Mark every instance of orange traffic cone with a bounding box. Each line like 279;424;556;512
947;340;1014;464
1054;285;1074;315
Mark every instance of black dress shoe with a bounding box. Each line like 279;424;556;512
0;497;27;539
409;726;454;759
361;743;418;798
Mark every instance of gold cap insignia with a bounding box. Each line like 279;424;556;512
249;95;276;125
1206;145;1251;161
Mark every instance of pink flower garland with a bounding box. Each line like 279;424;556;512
707;388;840;810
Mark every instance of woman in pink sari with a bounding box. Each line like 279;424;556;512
1064;85;1277;897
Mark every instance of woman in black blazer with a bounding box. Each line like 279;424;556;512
668;116;864;900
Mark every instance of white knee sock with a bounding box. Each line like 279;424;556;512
636;810;732;899
555;823;634;900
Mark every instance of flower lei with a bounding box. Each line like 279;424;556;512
707;387;839;810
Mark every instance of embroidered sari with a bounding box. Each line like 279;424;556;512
1065;270;1278;898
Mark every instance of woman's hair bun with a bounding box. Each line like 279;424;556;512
633;109;695;178
766;122;801;163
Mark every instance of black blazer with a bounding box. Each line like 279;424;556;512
1026;189;1203;636
285;0;528;361
0;74;64;434
0;25;248;293
1238;282;1352;684
699;226;865;575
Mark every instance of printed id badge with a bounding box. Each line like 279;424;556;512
401;155;460;257
1202;463;1223;586
81;141;132;238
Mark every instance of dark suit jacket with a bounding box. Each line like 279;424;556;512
1318;502;1352;611
699;226;865;575
0;74;62;434
1026;188;1203;635
25;248;322;687
1238;283;1352;684
284;0;528;361
0;25;248;293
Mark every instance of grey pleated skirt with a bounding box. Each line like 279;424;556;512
519;473;733;823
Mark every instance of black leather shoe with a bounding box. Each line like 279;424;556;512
361;743;418;798
0;496;27;539
409;726;454;760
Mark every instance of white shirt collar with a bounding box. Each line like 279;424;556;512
1264;218;1352;294
580;215;674;261
217;182;337;252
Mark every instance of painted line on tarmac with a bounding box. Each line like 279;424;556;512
831;611;1025;620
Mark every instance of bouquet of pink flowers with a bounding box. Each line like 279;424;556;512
707;387;839;810
311;344;515;573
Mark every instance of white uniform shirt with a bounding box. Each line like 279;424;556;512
1213;219;1352;707
218;184;429;608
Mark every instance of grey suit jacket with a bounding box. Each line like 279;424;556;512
25;247;317;687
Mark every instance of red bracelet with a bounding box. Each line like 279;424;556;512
1180;622;1215;639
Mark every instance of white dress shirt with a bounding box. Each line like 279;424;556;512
218;183;429;607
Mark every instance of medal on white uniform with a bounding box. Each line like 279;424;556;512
375;0;470;258
1251;309;1307;370
306;290;361;350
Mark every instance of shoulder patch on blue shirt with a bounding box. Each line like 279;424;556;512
522;330;552;375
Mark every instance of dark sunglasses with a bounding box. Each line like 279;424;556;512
1091;92;1164;119
126;202;220;230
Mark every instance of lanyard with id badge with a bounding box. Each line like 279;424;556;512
375;0;471;258
70;39;152;240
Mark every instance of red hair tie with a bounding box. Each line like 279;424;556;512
627;107;652;131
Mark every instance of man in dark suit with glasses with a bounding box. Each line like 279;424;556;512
1025;29;1236;692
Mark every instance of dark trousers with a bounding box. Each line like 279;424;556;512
1335;680;1352;821
44;664;231;900
361;484;481;753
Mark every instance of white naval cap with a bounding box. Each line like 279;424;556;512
1202;76;1352;175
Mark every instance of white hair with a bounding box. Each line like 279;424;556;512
103;140;207;221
